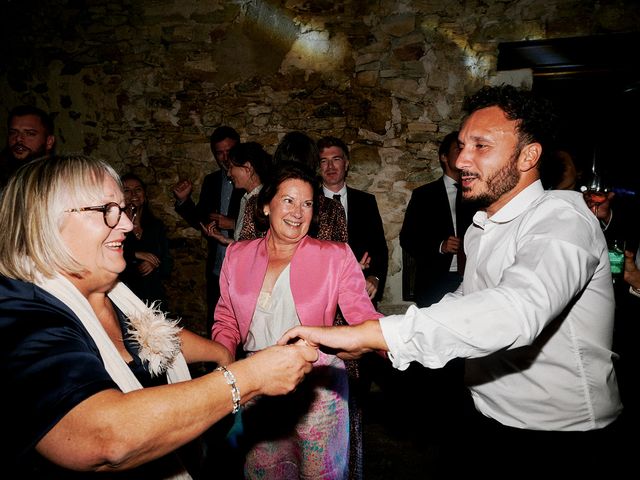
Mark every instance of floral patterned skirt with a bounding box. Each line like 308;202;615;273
241;351;349;480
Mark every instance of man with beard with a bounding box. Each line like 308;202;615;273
279;85;626;477
1;105;55;193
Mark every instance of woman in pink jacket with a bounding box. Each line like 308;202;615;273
213;162;382;480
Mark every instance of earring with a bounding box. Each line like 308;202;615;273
263;210;269;216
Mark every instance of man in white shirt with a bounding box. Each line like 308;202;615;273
280;85;625;476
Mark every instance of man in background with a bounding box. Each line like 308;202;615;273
318;135;388;303
400;130;474;307
397;131;476;451
1;105;55;193
172;126;244;334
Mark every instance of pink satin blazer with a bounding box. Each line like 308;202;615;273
212;232;382;355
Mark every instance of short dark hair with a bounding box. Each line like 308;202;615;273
209;126;240;152
463;85;557;152
254;161;319;234
438;131;459;158
317;136;350;160
8;105;54;135
229;142;272;185
273;131;319;170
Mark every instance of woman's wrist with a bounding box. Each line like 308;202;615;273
215;365;241;414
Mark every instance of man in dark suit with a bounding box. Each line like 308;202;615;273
397;130;475;453
400;130;474;307
317;136;388;304
172;126;244;333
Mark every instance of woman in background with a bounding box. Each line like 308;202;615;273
204;141;271;245
239;131;347;242
121;173;173;309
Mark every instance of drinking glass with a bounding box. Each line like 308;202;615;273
581;154;610;217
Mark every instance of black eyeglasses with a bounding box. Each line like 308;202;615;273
64;202;134;229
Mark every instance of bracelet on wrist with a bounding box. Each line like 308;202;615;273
630;285;640;298
215;365;241;414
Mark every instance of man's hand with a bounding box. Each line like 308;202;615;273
278;320;388;360
441;236;461;254
624;249;640;290
365;275;379;299
358;252;371;271
172;179;193;202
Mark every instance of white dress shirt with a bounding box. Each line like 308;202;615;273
381;180;621;431
442;174;459;272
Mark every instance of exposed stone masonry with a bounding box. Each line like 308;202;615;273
1;0;638;333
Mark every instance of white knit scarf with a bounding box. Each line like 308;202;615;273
36;274;193;480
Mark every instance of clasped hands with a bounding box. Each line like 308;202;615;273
276;319;385;361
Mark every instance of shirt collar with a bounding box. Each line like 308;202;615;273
443;174;458;189
473;180;545;228
323;184;347;198
244;184;263;198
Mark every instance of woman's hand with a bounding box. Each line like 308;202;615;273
242;344;318;396
200;222;232;245
134;252;160;276
209;212;235;231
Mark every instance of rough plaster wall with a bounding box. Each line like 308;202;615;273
1;0;639;332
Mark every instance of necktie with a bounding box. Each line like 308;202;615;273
454;183;467;275
333;194;341;202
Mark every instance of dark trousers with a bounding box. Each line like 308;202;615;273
415;271;462;309
444;411;629;478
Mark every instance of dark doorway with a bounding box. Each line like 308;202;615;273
498;33;640;196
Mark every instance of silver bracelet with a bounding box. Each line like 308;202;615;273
216;366;241;414
629;285;640;299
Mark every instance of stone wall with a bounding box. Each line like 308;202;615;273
2;0;639;333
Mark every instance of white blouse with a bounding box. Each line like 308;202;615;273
244;263;300;352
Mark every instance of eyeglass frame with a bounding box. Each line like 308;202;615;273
64;202;135;229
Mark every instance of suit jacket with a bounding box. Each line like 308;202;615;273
400;176;474;303
174;169;243;266
212;232;382;355
345;186;389;302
